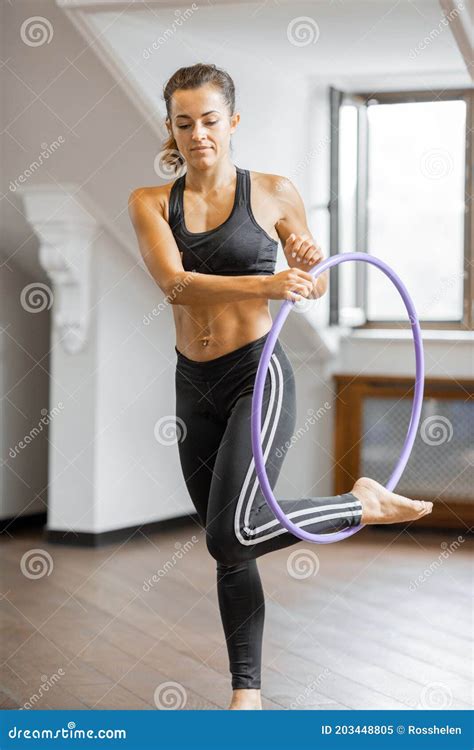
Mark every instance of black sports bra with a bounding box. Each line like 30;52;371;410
168;165;278;276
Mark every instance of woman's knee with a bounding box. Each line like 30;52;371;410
205;526;247;566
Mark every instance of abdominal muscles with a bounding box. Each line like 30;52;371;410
172;298;272;362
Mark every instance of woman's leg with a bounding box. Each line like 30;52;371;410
175;368;225;529
175;365;266;701
176;333;431;705
205;345;363;567
216;559;264;693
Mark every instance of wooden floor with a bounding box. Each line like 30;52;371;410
1;522;472;710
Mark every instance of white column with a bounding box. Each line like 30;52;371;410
20;184;99;536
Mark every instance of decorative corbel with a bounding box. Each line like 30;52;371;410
18;184;98;354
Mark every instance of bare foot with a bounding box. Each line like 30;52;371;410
351;477;433;525
228;688;262;710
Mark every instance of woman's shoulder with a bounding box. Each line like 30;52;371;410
247;169;298;204
129;175;180;202
128;177;180;223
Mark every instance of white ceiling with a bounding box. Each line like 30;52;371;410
81;0;469;118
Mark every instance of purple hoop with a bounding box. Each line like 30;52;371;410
251;253;425;544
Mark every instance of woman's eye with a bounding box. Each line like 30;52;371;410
177;121;218;130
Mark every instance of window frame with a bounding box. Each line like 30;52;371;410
329;86;473;331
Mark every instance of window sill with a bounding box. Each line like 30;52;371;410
345;328;474;343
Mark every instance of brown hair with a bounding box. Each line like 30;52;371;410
161;63;236;175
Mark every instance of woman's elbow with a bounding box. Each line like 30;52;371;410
164;272;193;304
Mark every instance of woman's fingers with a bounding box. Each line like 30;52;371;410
288;280;313;297
286;234;324;266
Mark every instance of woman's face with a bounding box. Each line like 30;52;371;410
167;83;239;167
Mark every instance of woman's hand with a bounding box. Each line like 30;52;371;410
283;233;328;299
261;268;315;303
284;233;323;270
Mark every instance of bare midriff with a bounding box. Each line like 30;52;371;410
161;169;279;363
172;297;273;362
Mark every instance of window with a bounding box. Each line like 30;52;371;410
329;88;473;330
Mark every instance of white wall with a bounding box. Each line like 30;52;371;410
46;232;193;534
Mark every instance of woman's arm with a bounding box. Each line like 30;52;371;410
128;188;267;305
273;177;329;299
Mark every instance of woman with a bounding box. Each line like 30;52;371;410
129;63;433;710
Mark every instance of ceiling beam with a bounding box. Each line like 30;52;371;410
439;0;474;82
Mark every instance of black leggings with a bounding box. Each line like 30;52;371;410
174;331;362;690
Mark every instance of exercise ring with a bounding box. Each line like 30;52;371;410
251;252;425;545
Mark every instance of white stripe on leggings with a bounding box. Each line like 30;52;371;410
234;353;361;546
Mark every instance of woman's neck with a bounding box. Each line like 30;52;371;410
184;159;236;194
